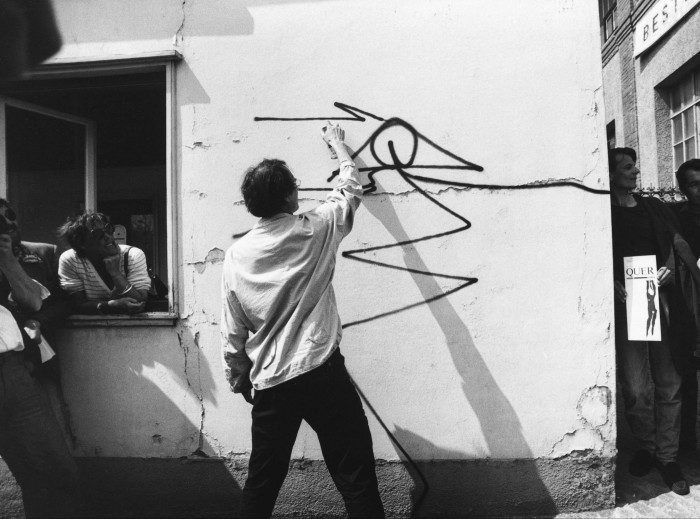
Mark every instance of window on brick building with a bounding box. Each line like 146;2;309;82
606;121;616;150
670;70;700;170
599;0;617;42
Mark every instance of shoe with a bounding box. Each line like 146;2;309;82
629;449;654;477
655;460;690;496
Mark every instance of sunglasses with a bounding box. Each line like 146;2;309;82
89;223;114;241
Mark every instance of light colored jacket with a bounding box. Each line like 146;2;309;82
221;160;362;391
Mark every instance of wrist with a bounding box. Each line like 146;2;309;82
116;283;134;296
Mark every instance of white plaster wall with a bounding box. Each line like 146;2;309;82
52;0;614;462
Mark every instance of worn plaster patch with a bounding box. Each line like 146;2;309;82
190;190;208;199
550;429;604;458
227;131;248;143
578;386;610;428
185;141;211;150
191;248;226;274
550;385;612;458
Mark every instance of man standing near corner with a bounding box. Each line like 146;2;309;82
221;123;384;518
671;158;700;453
0;199;79;517
609;148;699;496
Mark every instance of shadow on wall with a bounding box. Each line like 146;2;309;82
354;172;556;515
390;426;556;517
76;457;243;518
57;0;339;43
56;327;242;516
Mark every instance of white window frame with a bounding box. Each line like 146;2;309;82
600;0;617;42
0;96;98;210
0;52;181;324
670;70;700;177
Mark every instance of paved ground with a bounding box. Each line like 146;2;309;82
557;449;700;518
558;383;700;519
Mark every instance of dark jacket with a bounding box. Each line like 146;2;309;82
671;202;700;258
637;196;700;370
0;241;71;368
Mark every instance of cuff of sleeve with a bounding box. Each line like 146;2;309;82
8;279;51;304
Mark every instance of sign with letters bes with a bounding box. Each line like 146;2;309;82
624;255;661;341
634;0;700;57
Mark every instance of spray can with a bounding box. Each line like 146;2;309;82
322;125;337;159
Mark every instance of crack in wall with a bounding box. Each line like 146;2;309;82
177;330;207;456
184;141;211;150
175;0;186;46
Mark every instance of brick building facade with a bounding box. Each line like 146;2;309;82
601;0;700;190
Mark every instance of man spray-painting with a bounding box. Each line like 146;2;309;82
221;123;384;518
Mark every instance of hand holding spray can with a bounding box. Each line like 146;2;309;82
321;121;344;159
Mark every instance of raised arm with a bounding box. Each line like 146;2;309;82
317;122;363;236
104;247;150;302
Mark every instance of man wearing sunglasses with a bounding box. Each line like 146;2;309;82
0;198;79;517
57;212;150;315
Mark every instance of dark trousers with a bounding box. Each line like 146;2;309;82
680;359;700;450
616;306;682;463
0;351;79;518
240;348;384;519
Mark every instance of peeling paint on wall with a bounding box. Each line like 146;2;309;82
189;248;226;274
549;386;613;458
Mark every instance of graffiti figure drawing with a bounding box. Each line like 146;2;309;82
646;279;657;336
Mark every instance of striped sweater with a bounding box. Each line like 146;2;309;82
58;245;150;301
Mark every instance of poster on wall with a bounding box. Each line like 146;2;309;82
624;255;661;341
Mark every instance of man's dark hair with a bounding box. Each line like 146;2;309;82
57;212;111;256
241;159;296;218
608;147;637;173
675;159;700;189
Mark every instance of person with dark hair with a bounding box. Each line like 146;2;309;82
670;158;700;454
241;159;298;218
57;212;150;315
221;123;384;518
0;198;79;517
609;148;700;495
674;158;700;256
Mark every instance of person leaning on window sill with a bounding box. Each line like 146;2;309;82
57;213;150;315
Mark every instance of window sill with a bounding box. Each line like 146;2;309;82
64;313;178;328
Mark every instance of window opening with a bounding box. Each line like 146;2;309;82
599;0;617;42
0;71;171;313
670;70;700;172
606;120;616;150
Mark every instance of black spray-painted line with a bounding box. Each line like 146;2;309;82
249;106;611;328
254;101;384;122
249;104;610;510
